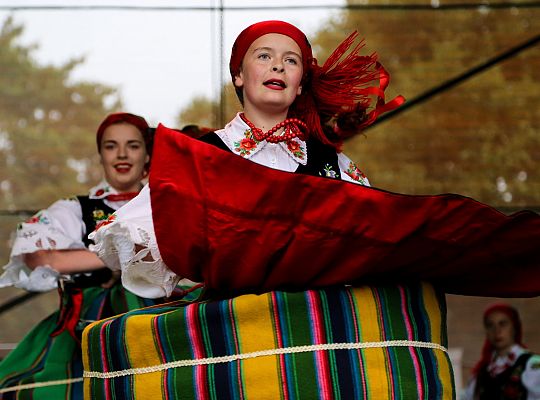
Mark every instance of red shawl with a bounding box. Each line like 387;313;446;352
150;124;540;298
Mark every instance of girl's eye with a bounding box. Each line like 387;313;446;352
129;144;141;150
285;58;298;65
104;144;116;150
258;53;270;60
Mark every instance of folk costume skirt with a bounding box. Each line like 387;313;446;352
82;282;454;399
0;284;160;399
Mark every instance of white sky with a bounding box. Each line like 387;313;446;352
0;0;345;127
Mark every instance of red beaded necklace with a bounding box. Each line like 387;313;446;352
240;113;308;144
105;192;139;202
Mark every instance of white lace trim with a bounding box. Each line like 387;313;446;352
0;264;61;292
84;340;448;379
90;220;180;298
0;210;85;290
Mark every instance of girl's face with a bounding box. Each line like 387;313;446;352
484;311;516;355
99;123;149;193
234;33;303;116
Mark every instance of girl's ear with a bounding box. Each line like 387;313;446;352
234;73;244;88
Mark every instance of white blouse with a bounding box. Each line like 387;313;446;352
463;344;540;400
0;181;134;292
89;114;370;298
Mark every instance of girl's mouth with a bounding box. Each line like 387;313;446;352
263;79;286;90
114;163;132;173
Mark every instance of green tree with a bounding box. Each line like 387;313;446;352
176;85;239;131
0;16;122;211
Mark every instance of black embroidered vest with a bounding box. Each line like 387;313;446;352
198;132;342;180
69;195;116;287
77;195;116;247
475;353;532;400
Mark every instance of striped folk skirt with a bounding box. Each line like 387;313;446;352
83;282;455;399
0;284;161;399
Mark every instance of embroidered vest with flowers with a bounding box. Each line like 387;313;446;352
77;195;116;247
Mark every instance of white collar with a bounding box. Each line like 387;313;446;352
215;113;308;166
487;344;526;376
88;180;119;200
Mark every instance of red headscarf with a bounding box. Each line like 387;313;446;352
230;20;313;82
229;20;405;149
472;303;524;376
96;112;150;152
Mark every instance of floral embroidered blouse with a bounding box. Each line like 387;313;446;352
89;114;371;298
0;181;135;292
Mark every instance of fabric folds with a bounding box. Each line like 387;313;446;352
150;124;540;298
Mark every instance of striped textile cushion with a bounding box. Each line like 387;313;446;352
83;282;454;399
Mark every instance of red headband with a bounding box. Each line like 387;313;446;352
229;20;313;81
96;112;150;152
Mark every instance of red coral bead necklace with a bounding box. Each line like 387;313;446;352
240;113;308;144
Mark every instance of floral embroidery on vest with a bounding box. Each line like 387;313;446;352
320;163;338;179
93;209;108;222
95;213;117;231
345;161;368;185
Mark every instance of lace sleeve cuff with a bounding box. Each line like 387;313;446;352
0;263;61;292
90;218;180;299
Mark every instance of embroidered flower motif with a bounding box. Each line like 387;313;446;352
320;164;338;179
95;213;117;231
93;209;106;221
94;189;105;197
345;161;368;185
233;129;261;156
287;140;306;160
23;211;49;226
234;137;257;156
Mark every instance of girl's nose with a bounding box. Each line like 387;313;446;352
117;146;127;159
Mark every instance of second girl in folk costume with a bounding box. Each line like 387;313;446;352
0;113;166;399
464;304;540;400
84;22;540;399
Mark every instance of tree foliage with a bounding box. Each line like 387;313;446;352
176;85;239;131
0;16;122;211
310;1;540;207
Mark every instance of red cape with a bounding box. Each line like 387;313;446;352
150;124;540;297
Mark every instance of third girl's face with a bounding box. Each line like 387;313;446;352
99;123;149;193
235;33;303;115
485;311;516;354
